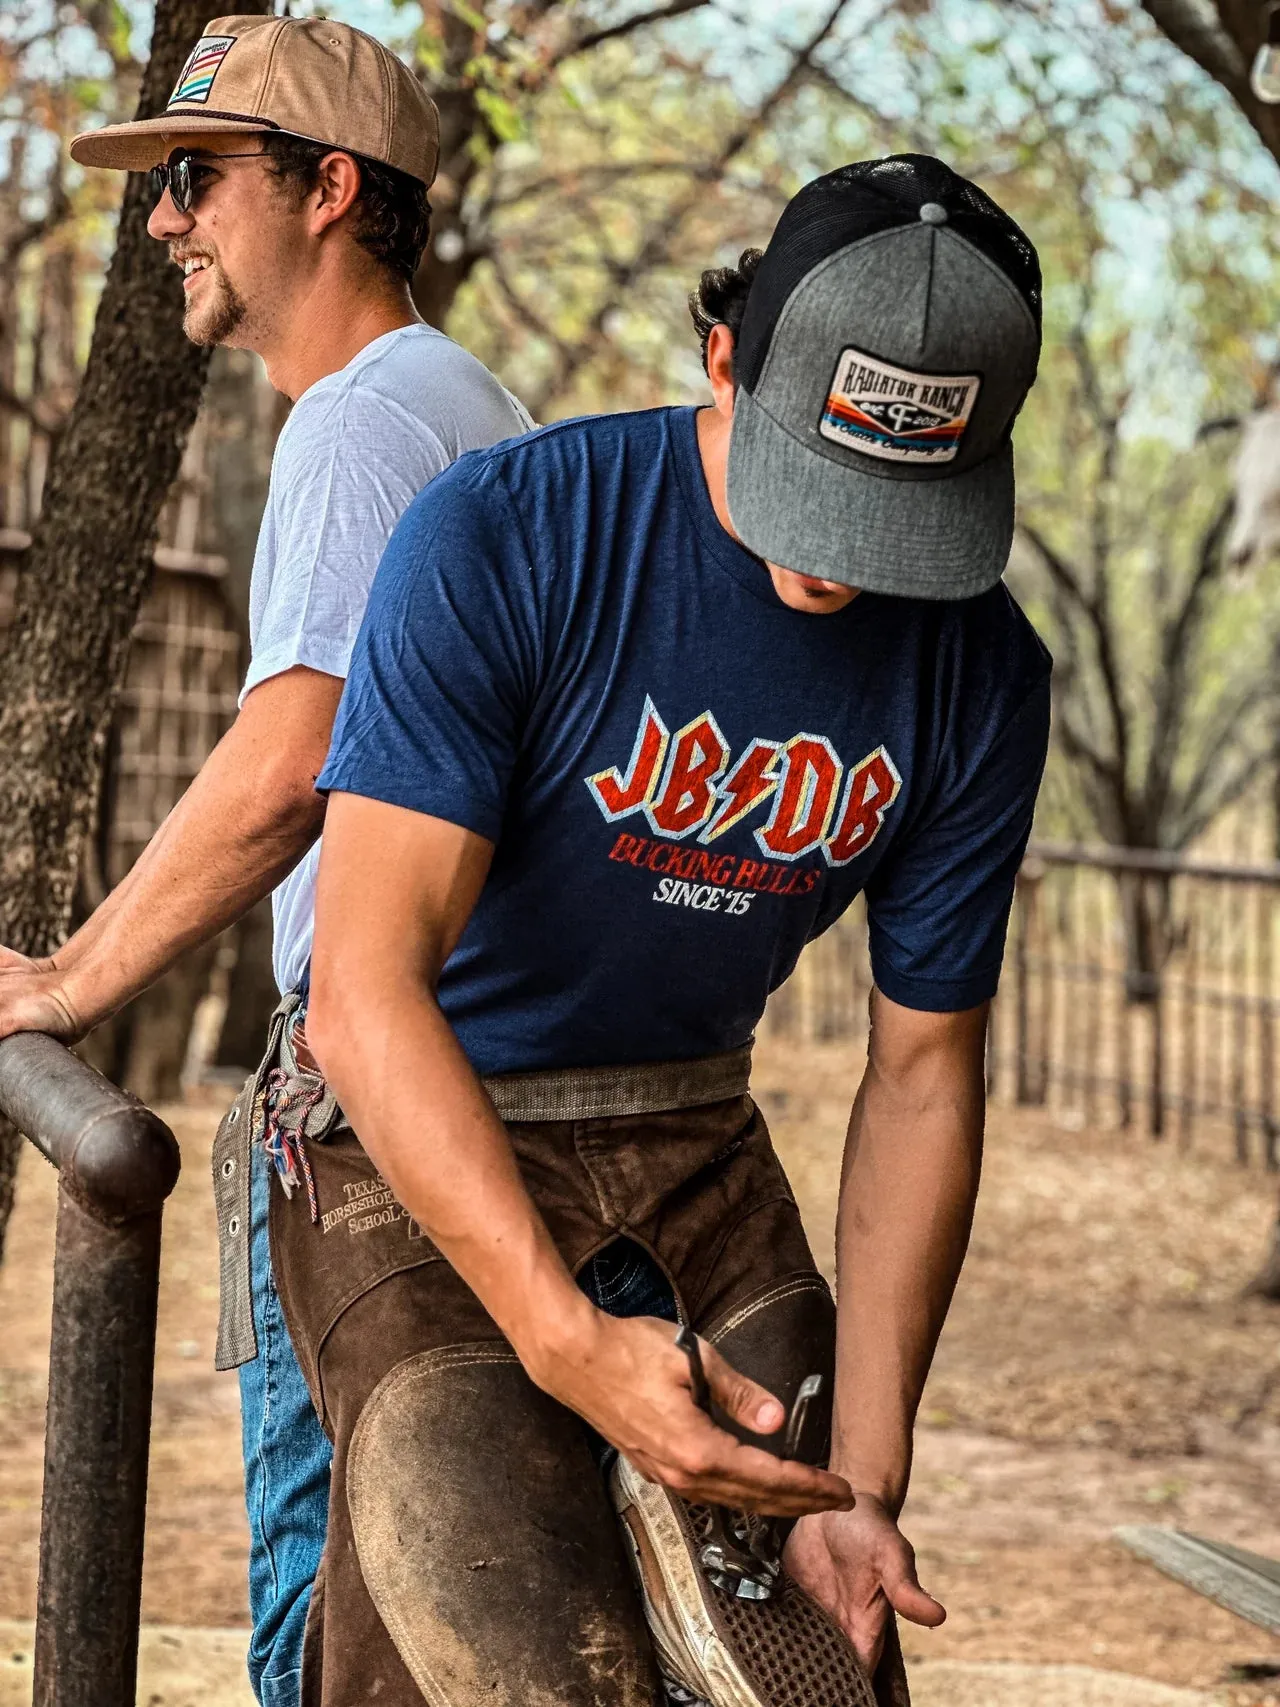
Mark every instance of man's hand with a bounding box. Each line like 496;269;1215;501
532;1311;855;1518
784;1496;945;1671
0;948;83;1043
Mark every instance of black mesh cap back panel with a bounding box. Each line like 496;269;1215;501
735;154;1042;396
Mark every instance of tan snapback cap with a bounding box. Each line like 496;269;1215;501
70;15;439;186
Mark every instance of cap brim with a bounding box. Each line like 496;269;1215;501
726;386;1014;601
71;115;275;172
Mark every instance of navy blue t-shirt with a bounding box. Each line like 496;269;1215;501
318;406;1051;1076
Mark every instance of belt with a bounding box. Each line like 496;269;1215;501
292;1020;752;1123
480;1047;753;1122
212;996;753;1370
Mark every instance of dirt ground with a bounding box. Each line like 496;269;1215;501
2;1037;1279;1700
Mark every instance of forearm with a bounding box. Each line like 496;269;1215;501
831;1000;987;1511
55;804;202;969
55;741;323;1028
37;668;343;1030
310;973;591;1372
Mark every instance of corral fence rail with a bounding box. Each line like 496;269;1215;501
762;841;1280;1166
0;1035;180;1707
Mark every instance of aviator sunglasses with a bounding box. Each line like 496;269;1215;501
149;147;266;214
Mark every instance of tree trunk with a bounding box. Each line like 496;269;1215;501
410;6;499;331
1142;2;1280;168
0;0;269;1257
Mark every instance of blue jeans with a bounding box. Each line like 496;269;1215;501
579;1236;679;1324
239;1140;333;1707
241;1131;675;1707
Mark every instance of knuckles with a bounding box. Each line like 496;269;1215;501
670;1443;716;1481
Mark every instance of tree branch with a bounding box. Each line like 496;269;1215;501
525;0;856;415
1020;518;1134;831
1173;739;1276;846
549;0;711;68
1140;0;1250;106
1143;492;1234;822
1167;680;1280;844
0;169;71;276
488;253;575;374
1141;0;1280;168
1056;703;1124;792
490;158;719;218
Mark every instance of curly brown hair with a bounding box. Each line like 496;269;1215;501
688;248;764;375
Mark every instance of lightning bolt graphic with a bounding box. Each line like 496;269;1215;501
700;738;782;844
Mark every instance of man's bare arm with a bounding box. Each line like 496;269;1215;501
786;991;988;1665
0;666;342;1040
834;991;987;1504
306;790;856;1518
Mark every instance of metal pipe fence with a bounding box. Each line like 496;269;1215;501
761;841;1280;1165
0;1033;180;1707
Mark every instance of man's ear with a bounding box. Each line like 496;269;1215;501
309;151;362;235
706;322;737;419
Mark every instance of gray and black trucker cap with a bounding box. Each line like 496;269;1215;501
726;154;1042;600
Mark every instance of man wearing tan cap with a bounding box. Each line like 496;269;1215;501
0;16;530;1706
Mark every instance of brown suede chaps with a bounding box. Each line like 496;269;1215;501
261;1064;908;1707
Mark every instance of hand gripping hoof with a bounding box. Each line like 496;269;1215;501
608;1325;883;1707
610;1453;880;1707
673;1326;823;1604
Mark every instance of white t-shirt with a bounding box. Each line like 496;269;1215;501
242;322;533;995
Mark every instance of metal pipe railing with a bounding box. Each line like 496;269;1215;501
0;1031;181;1707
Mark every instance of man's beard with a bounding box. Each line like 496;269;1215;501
183;264;249;347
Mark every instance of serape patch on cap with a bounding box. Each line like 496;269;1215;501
170;35;236;105
820;346;982;465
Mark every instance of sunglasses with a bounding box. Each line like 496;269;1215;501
149;148;265;214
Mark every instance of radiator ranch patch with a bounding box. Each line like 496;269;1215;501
820;347;982;465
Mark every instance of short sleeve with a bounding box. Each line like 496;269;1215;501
241;389;451;702
316;463;540;843
865;676;1050;1012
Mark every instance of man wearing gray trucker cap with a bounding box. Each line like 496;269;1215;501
247;153;1053;1705
0;15;531;1706
726;164;1039;595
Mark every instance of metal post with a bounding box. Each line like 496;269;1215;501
0;1032;180;1707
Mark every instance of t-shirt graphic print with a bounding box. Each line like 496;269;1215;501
319;406;1051;1077
587;697;902;921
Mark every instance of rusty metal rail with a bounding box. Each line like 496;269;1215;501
0;1032;180;1707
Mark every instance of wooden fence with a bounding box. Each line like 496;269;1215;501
762;842;1280;1166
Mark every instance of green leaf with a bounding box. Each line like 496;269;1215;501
475;85;526;143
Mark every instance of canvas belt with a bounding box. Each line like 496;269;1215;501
212;992;753;1370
